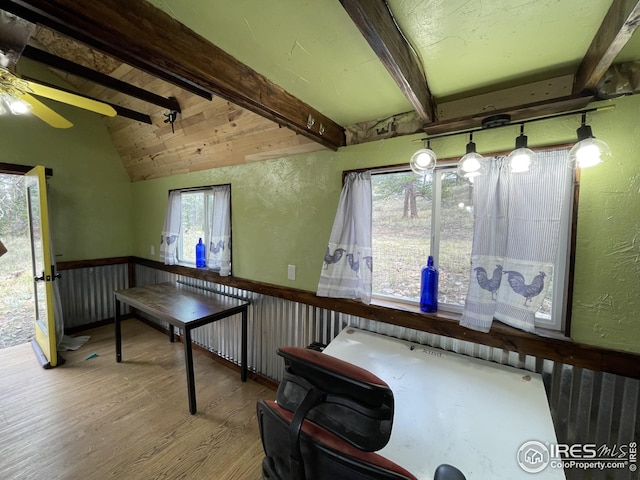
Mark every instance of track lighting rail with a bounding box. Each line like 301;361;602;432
411;104;614;177
419;105;613;142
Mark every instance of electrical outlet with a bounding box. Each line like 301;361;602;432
150;245;155;256
287;264;296;280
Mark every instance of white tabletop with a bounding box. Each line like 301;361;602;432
323;327;565;480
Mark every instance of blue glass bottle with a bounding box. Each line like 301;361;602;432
195;238;206;268
420;255;438;312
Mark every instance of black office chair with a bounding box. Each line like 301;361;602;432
256;346;466;480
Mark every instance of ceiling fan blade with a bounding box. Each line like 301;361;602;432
25;80;117;117
18;92;73;128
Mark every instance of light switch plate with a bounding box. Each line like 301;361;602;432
287;264;296;280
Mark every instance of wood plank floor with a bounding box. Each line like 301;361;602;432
0;319;274;480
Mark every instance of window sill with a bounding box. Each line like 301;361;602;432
370;297;571;342
174;262;222;274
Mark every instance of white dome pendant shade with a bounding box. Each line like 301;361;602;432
507;125;537;173
410;140;437;176
457;134;485;183
568;122;611;169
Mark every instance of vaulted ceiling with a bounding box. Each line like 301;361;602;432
2;0;640;181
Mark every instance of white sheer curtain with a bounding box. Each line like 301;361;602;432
317;171;372;304
206;185;232;275
460;150;572;333
160;191;181;265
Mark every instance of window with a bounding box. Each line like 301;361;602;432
371;169;473;308
161;184;232;275
177;189;214;265
371;148;573;331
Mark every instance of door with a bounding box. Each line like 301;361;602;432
25;166;58;367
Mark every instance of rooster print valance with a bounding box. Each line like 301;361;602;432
460;151;572;333
317;171;372;304
472;262;549;306
466;254;554;332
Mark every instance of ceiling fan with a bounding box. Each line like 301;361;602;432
0;9;116;128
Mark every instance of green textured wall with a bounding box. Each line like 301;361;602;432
569;98;640;353
9;58;634;353
131;95;640;354
0;61;133;261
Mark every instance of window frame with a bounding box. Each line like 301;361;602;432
354;144;577;335
169;183;232;273
175;189;213;266
368;163;471;314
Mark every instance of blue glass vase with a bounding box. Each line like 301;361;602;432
420;255;438;312
195;238;206;268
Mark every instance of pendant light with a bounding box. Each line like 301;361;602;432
456;133;484;183
410;139;437;175
568;113;611;169
507;124;537;173
0;93;30;115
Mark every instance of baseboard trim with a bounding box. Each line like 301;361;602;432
64;314;134;336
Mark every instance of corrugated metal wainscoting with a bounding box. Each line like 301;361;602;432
60;263;639;480
58;263;130;329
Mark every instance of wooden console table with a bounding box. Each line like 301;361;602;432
114;282;249;414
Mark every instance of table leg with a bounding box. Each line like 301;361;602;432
169;324;175;342
115;298;122;362
241;307;247;382
183;328;197;415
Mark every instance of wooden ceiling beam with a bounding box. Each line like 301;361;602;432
339;0;435;123
0;1;214;102
573;0;640;94
22;45;181;113
109;104;153;125
424;94;593;136
343;75;593;143
0;0;345;150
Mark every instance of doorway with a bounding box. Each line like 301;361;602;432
0;172;35;349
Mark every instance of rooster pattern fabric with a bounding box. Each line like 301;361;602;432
317;171;372;304
460;150;572;332
206;185;232;275
160;190;181;265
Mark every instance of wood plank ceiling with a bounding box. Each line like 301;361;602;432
1;0;640;181
24;16;331;181
33;33;324;182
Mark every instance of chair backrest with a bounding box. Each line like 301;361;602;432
257;346;466;480
256;399;418;480
275;346;394;452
